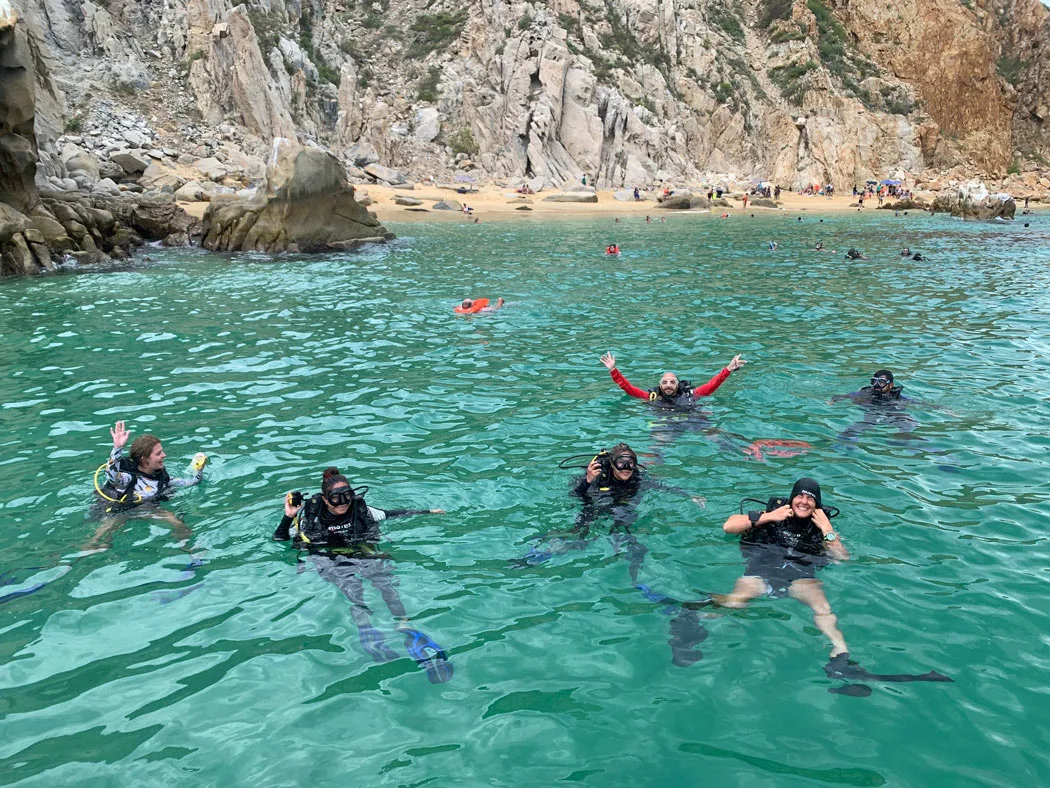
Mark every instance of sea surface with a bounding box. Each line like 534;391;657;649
1;209;1048;786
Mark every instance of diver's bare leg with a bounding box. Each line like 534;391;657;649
711;576;766;608
788;578;848;657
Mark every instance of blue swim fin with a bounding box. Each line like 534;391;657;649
635;584;679;616
399;626;454;683
358;625;399;663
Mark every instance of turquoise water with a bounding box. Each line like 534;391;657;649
1;210;1049;786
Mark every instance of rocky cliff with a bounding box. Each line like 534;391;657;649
7;0;1050;200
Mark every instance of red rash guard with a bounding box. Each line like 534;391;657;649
609;367;732;400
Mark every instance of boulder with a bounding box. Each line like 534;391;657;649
92;178;121;197
363;163;407;185
542;192;599;203
61;144;100;182
139;162;186;191
433;199;462;211
879;198;928;211
195;157;228;182
748;197;779;209
109;150;150;175
174;181;208;202
657;195;709;209
347;141;379;167
201;140;392;253
394;196;423;206
413;108;440;143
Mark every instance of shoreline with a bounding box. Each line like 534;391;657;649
176;184;1047;225
356;184;1047;224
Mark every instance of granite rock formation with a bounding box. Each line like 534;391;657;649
200;140;392;253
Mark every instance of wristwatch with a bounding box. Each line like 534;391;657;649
748;511;761;527
823;532;838;542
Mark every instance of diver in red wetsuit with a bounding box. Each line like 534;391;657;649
600;351;746;407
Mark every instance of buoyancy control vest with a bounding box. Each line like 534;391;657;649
647;380;695;408
100;457;172;507
293;493;380;550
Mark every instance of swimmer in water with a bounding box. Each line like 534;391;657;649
274;467;452;681
88;421;207;548
455;297;504;313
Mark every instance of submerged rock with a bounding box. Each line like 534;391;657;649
201;140;392;253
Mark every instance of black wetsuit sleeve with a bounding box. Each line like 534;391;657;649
273;515;293;541
571;475;592;499
378;508;432;519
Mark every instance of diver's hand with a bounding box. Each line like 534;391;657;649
812;507;833;534
727;354;746;372
585;458;603;484
766;504;792;523
430;508;446;514
111;420;129;449
600;352;616;370
283;493;299;518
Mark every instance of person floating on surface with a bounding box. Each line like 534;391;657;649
600;351;746;408
274;466;452;682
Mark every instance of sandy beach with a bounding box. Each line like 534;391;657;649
177;182;1045;224
360;183;866;223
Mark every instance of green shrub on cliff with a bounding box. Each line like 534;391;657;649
770;60;817;105
758;0;794;28
408;11;468;58
447;128;479;156
997;55;1023;86
417;66;442;102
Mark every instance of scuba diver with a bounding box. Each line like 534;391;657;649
829;369;923;447
712;478;850;656
599;351;804;461
845;248;868;260
273;467;453;683
673;478;952;694
89;420;207;548
600;351;746;407
515;443;704;583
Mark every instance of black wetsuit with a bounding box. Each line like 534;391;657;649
741;514;830;597
273;494;429;629
832;385;919;444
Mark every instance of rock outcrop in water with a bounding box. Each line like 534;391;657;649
200;140;392;253
932;181;1017;221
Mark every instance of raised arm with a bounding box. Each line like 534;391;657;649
273;492;302;541
104;421;133;488
601;352;650;399
692;355;746;397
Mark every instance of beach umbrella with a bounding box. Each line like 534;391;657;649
881;179;901;185
453;173;477;184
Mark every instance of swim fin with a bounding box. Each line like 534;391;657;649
358;625;399;663
0;568;48;605
825;653;953;683
668;610;708;667
399;626;454;683
635;584;679;616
